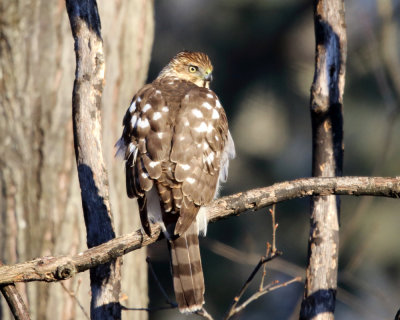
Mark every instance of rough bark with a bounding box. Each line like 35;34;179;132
301;1;347;319
0;1;154;319
0;284;30;320
0;261;30;320
0;176;399;286
66;1;122;318
0;1;80;319
99;2;153;317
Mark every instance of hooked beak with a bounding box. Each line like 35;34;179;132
204;73;213;82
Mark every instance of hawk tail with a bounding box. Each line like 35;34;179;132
169;222;204;313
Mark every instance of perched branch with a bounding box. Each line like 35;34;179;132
0;176;399;285
207;176;400;223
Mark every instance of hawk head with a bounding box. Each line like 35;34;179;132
158;51;213;88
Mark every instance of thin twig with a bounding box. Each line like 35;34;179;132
60;281;90;320
120;305;176;312
259;243;270;290
203;238;306;278
224;206;296;319
270;205;278;253
195;307;214;320
120;257;178;313
224;251;282;320
146;257;177;307
227;277;302;319
260;206;277;290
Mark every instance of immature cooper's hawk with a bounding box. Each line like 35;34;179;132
116;51;235;313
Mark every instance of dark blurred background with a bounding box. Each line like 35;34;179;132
145;1;400;319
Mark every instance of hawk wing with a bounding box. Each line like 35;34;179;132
116;83;172;233
116;78;234;236
169;86;230;234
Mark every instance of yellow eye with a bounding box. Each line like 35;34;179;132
188;65;198;73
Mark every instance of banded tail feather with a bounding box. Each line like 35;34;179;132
169;222;205;313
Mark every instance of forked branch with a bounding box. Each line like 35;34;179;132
224;250;283;320
224;207;299;320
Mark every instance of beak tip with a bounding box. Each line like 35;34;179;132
205;74;213;82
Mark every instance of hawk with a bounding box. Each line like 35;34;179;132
116;51;235;313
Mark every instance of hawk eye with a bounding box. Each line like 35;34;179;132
188;65;198;73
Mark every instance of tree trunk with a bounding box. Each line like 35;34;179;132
100;2;154;318
0;1;154;319
300;1;347;319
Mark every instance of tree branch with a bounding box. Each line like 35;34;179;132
0;284;30;320
225;277;302;320
224;250;283;320
0;176;399;285
0;261;30;320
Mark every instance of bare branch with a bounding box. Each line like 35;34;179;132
120;305;176;312
195;308;214;320
226;277;302;319
0;176;399;285
207;176;400;224
259;243;270;291
0;260;30;320
224;251;282;320
0;284;31;320
146;257;177;308
60;281;90;320
270;205;278;254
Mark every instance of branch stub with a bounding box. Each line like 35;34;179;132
55;262;76;280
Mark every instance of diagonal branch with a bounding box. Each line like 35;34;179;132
0;176;399;285
0;284;30;320
224;250;283;320
0;260;30;320
225;277;302;320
